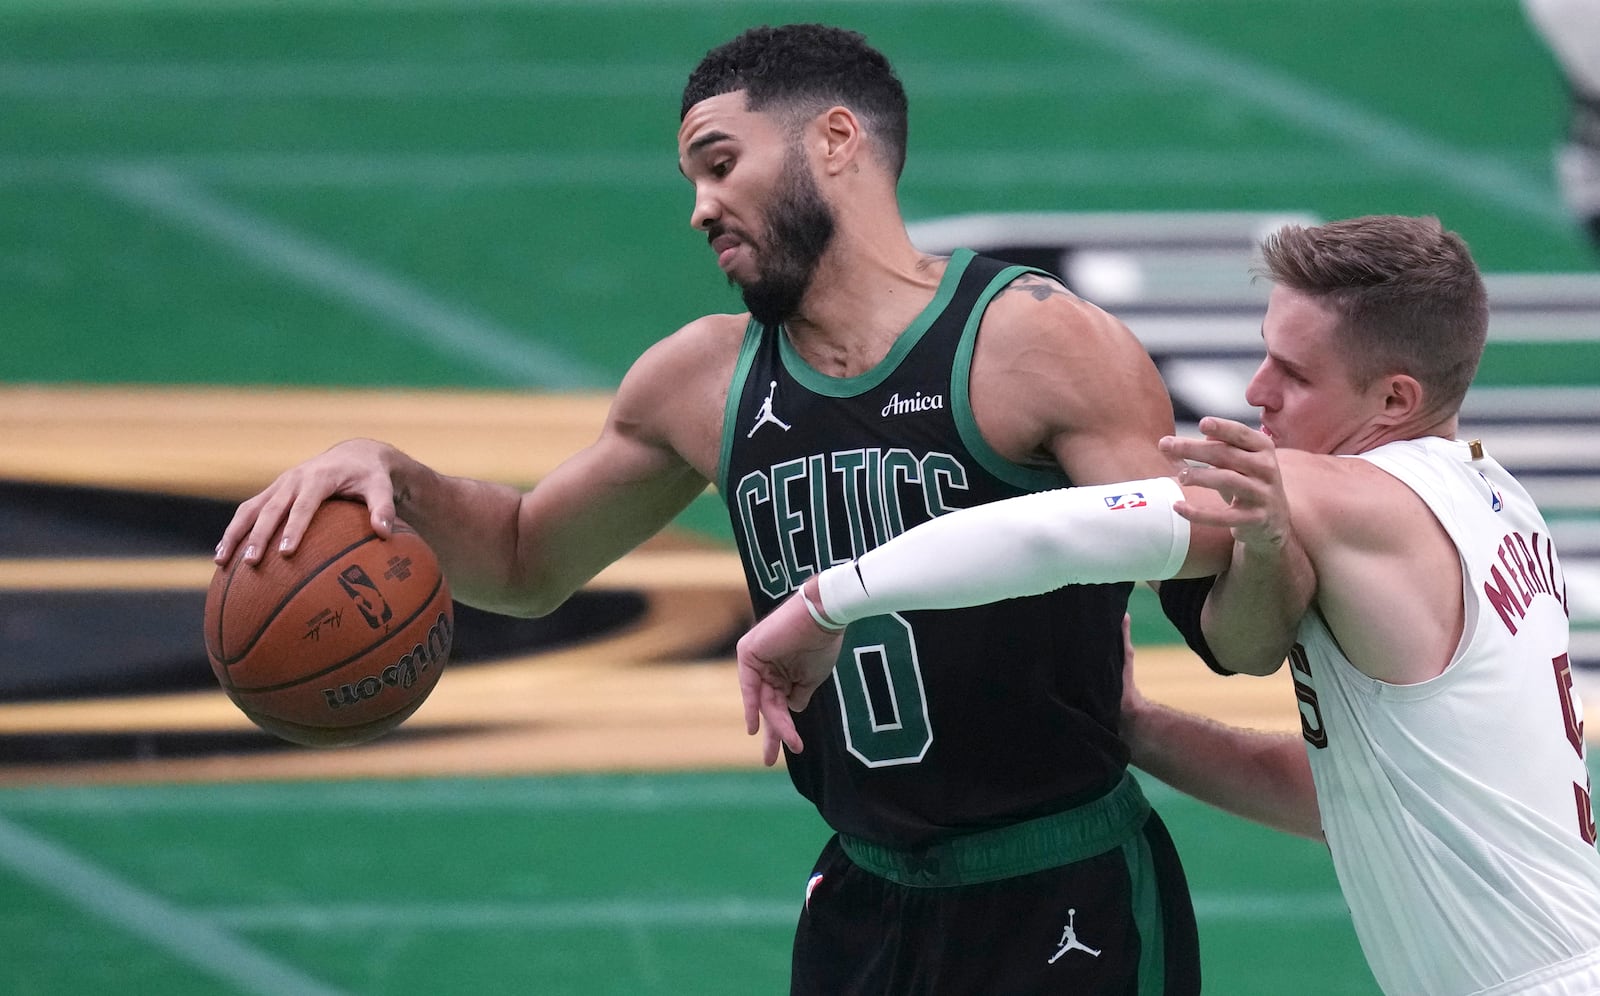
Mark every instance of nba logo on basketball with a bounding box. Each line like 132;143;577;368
338;565;394;630
1103;493;1147;511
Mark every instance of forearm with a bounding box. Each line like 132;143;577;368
395;441;707;618
388;455;533;612
815;477;1199;624
1124;698;1322;840
1201;537;1314;676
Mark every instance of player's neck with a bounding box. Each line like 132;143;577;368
782;223;944;377
1348;413;1460;455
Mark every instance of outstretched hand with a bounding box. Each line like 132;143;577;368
735;580;845;767
1160;417;1291;553
213;438;399;567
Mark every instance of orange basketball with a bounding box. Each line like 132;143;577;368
204;499;453;748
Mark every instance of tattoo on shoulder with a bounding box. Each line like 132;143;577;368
1004;273;1075;303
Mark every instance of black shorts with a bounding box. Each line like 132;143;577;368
790;808;1200;995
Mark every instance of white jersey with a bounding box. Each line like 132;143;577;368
1293;436;1600;995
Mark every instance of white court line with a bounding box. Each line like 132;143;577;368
1017;0;1570;228
0;812;350;996
0;772;809;813
0;0;987;11
1191;892;1351;920
95;167;608;389
0;59;1143;99
201;891;1348;932
61;153;672;188
0;60;686;98
208;897;801;931
1;150;1374;189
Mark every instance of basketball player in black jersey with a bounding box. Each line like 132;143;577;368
216;24;1298;993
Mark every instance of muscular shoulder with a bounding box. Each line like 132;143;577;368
1278;448;1464;681
1277;450;1439;556
969;272;1177;481
609;313;747;478
979;272;1132;353
622;313;746;392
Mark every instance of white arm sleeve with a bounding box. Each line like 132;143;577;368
816;477;1189;625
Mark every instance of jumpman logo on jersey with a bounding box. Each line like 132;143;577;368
747;380;792;438
1047;909;1102;964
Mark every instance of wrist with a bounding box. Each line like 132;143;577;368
799;577;846;632
815;561;872;626
381;444;411;494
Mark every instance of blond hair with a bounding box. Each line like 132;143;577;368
1258;215;1489;416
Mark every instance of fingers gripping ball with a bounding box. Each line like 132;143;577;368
204;500;454;748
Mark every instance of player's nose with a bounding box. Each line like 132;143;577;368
1243;358;1276;409
690;184;720;231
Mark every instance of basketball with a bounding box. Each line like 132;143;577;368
204;499;454;748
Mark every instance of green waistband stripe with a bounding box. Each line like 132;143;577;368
838;773;1151;888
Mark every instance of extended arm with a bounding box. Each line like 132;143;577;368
976;288;1301;676
215;322;726;617
737;281;1246;758
735;473;1224;763
813;476;1207;623
740;419;1311;744
1120;628;1322;839
393;421;708;615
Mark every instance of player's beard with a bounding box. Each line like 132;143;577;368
736;149;836;328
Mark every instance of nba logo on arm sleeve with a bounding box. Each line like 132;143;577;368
1103;493;1147;511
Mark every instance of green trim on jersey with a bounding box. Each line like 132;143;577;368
775;249;976;398
951;265;1072;492
716;317;767;497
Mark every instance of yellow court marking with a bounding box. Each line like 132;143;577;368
0;557;215;591
0;549;747;592
0;383;617;497
0;384;1311;786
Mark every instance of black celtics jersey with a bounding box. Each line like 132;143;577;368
719;250;1134;848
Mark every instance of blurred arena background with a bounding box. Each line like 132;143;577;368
1;1;1596;993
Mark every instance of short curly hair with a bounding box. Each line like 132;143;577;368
681;24;909;179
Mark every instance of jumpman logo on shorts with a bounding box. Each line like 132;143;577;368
1047;909;1102;964
747;381;792;438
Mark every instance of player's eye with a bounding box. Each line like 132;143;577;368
1269;359;1305;384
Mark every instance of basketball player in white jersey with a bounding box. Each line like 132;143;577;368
739;215;1600;994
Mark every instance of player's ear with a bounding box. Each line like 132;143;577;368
1379;373;1425;423
816;106;862;176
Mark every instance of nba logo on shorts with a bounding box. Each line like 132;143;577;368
1104;492;1147;511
